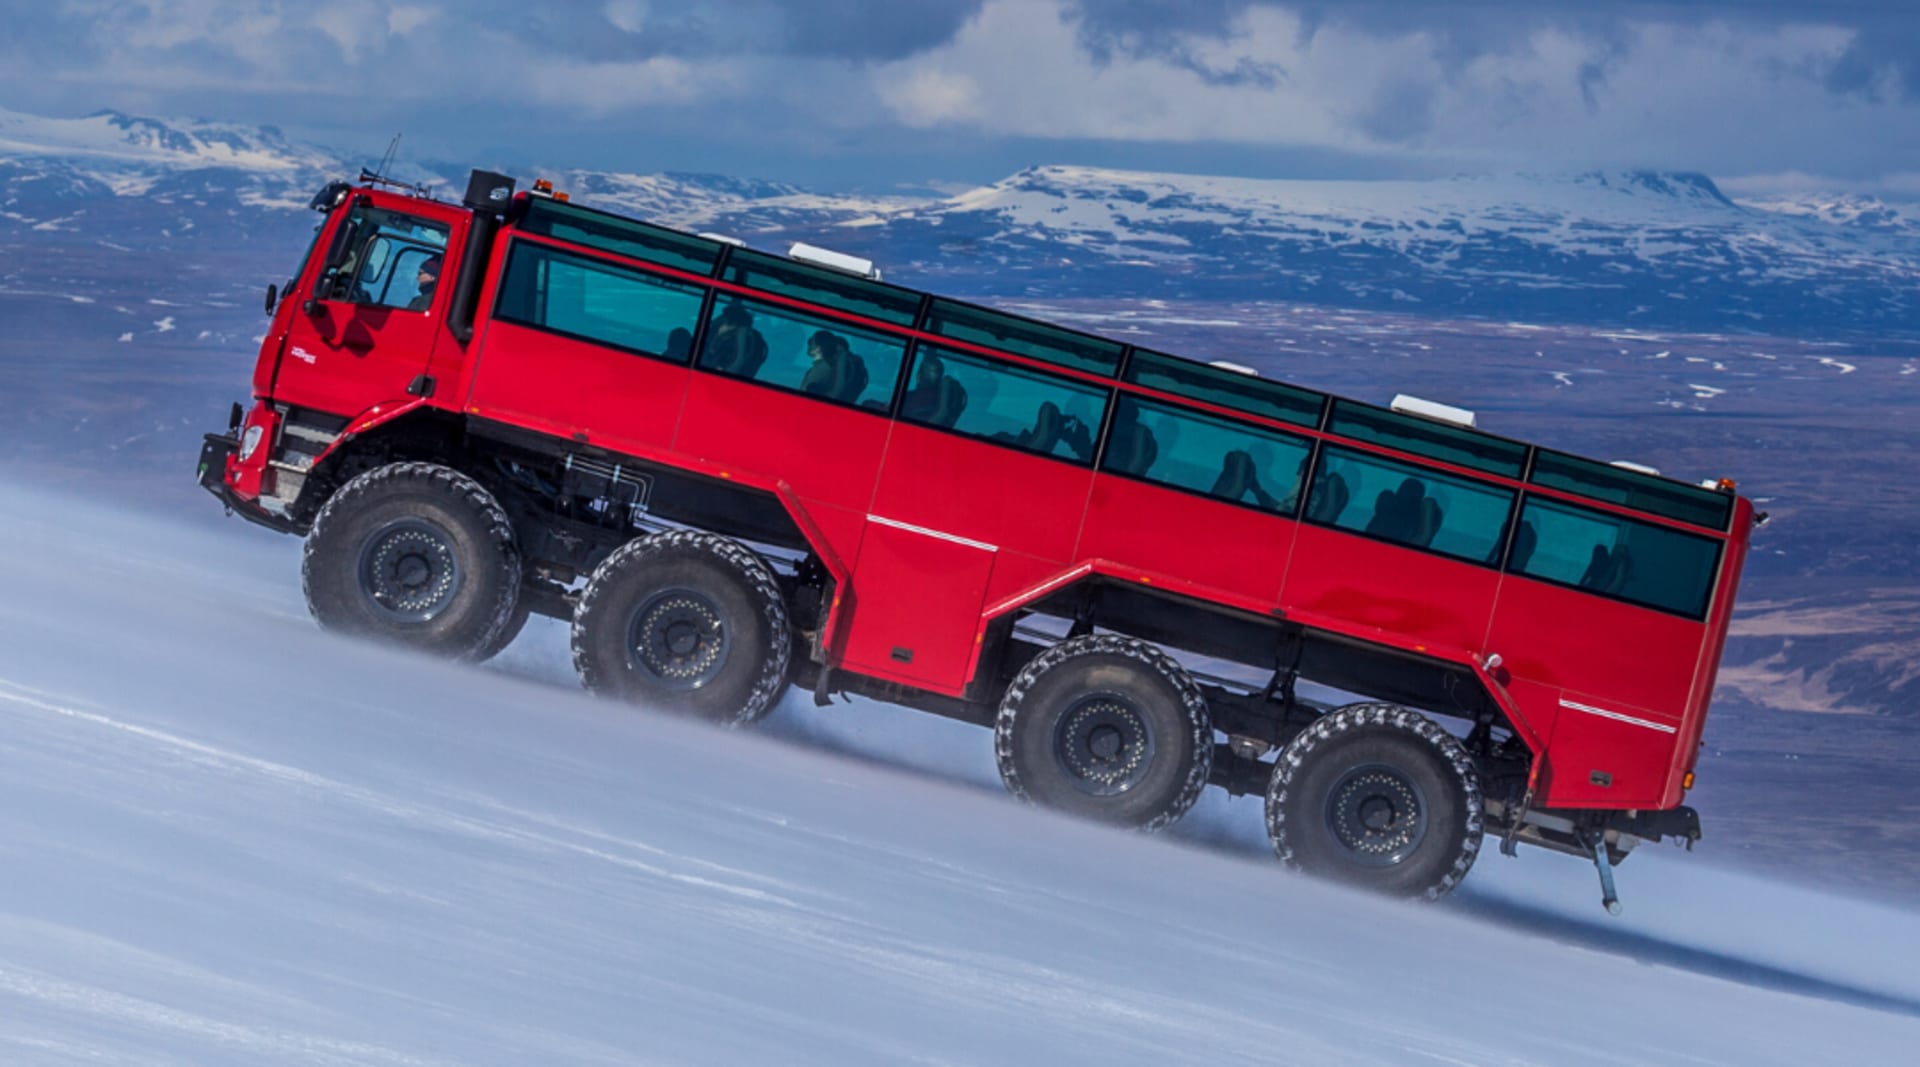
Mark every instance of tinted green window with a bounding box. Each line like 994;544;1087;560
1309;444;1517;565
925;299;1123;375
900;345;1108;464
1107;396;1312;515
1514;497;1721;618
495;241;707;361
1530;451;1732;530
1329;400;1527;479
520;199;721;275
697;296;906;410
723;249;919;327
1125;351;1323;428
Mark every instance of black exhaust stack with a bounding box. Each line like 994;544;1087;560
449;170;516;343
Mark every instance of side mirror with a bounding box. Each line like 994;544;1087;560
263;283;278;314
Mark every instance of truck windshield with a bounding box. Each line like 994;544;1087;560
286;224;323;295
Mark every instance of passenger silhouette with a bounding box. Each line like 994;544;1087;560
800;330;869;403
664;326;693;363
902;352;968;426
1306;469;1350;524
1210;449;1280;509
1105;404;1160;476
999;401;1093;459
704;304;768;378
1367;477;1443;547
1579;543;1633;593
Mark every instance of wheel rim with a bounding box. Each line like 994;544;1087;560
357;518;464;622
1052;693;1157;797
1325;763;1429;867
627;588;730;691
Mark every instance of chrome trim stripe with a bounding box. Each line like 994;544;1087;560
1559;697;1677;734
866;514;998;553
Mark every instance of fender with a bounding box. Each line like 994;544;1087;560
966;557;1546;766
456;414;858;657
294;395;439;480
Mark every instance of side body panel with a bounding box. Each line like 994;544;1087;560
465;318;690;453
1076;474;1296;607
1485;576;1707;809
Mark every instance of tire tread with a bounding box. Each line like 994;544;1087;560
1266;702;1484;899
994;633;1212;832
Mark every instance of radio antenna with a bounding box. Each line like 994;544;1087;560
359;133;433;198
376;133;401;178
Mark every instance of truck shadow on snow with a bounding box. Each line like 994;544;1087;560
1450;893;1920;1020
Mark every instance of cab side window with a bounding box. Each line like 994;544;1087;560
329;205;450;311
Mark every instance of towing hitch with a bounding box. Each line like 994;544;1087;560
1585;832;1623;916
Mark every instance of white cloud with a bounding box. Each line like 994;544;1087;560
868;1;1917;176
888;68;985;126
602;0;648;35
388;5;437;37
8;0;1918;184
521;55;734;111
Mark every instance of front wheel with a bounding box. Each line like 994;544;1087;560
1266;703;1484;899
995;634;1212;831
570;530;792;726
301;462;522;660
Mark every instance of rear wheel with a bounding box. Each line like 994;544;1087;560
302;462;521;660
1266;703;1483;899
995;634;1212;831
473;594;532;662
571;530;791;726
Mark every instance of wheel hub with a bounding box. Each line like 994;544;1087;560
1053;696;1156;797
357;520;463;622
1326;765;1428;867
628;590;729;691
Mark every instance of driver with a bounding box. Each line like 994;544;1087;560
407;255;442;311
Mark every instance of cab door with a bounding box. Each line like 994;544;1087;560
272;196;459;417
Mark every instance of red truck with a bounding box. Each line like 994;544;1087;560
199;169;1756;912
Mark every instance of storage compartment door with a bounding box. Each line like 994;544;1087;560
838;518;996;693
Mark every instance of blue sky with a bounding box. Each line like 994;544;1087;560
3;0;1917;194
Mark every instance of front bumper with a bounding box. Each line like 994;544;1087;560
196;432;302;535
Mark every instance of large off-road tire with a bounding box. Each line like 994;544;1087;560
473;594;532;662
302;462;522;660
1266;703;1484;899
570;530;791;726
995;634;1212;831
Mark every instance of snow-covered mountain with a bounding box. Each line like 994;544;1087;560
2;105;1917;336
842;165;1920;334
0;107;352;208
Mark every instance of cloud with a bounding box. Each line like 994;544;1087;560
873;2;1917;179
0;0;1915;189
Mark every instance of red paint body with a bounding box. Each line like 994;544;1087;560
223;185;1755;814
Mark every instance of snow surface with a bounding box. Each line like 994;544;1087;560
2;479;1919;1065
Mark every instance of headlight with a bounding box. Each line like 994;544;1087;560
239;424;265;460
